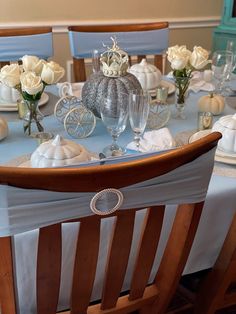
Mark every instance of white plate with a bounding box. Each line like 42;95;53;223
215;148;236;159
188;129;212;143
189;129;236;165
214;154;236;165
0;92;49;112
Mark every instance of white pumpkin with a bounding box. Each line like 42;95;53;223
128;58;162;90
30;134;94;168
0;83;20;103
0;115;8;140
212;113;236;153
198;93;225;116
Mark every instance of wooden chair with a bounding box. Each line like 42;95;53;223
68;22;169;82
168;212;236;314
192;211;236;313
0;27;53;68
0;132;220;314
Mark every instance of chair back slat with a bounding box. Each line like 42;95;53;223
153;203;204;313
0;237;16;314
37;224;62;314
70;217;100;313
101;210;136;310
72;57;86;82
129;206;165;300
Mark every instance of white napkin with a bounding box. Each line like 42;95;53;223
188;71;215;93
57;82;84;98
127;128;175;153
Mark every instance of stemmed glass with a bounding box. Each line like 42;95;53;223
211;50;234;95
129;90;150;150
92;49;101;73
100;93;129;157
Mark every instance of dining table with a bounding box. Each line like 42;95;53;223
0;78;236;314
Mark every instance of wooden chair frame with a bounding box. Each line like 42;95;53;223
68;22;169;82
0;132;221;314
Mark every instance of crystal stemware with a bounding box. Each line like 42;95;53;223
211;50;234;95
129;90;150;150
100;93;129;157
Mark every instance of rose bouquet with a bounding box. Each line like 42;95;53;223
0;55;65;134
167;45;210;118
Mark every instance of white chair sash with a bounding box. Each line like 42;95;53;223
0;148;216;237
69;28;169;58
0;33;53;61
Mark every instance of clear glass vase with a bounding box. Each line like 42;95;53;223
174;77;190;120
18;99;44;135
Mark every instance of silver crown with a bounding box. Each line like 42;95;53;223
100;37;129;78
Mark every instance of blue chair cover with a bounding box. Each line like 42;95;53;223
69;28;169;59
0;148;216;236
0;32;53;61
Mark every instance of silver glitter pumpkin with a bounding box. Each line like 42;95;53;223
81;38;142;118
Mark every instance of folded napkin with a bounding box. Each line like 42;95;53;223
188;71;215;93
57;82;84;98
166;70;215;93
127;128;175;153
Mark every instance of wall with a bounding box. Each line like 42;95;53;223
0;0;223;23
0;0;224;79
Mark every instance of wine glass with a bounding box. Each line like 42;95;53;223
211;50;233;95
92;49;101;73
100;93;129;157
129;90;150;150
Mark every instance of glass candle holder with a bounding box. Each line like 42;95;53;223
198;111;213;131
30;132;54;145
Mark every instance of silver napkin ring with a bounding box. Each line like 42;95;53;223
90;188;124;216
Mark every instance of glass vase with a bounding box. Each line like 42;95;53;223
174;77;190;120
18;99;44;136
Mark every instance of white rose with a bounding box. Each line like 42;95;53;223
170;56;189;71
167;45;191;70
0;64;21;88
190;46;210;70
20;71;44;95
21;55;46;75
41;61;65;84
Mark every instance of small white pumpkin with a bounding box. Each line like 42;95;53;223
197;93;225;116
212;113;236;153
128;58;162;90
30;134;94;168
0;115;8;140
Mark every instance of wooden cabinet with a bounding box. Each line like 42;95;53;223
212;0;236;52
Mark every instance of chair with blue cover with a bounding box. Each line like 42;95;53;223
68;22;169;82
0;132;221;314
0;27;53;67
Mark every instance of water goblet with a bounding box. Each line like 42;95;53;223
129;90;150;150
100;93;129;157
211;50;233;95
